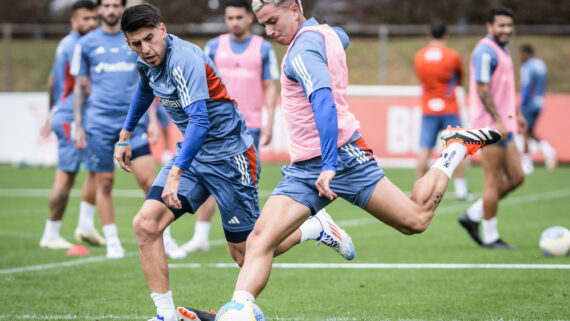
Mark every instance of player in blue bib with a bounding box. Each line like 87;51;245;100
115;5;354;321
38;1;106;250
518;43;557;173
71;0;184;260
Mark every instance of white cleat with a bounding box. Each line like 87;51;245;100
545;150;557;171
106;242;125;259
164;237;187;259
315;209;355;260
39;236;74;250
74;228;106;246
180;238;210;253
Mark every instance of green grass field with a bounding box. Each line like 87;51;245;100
1;164;569;321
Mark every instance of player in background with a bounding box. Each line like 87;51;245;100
39;0;104;250
213;0;502;316
71;0;182;259
178;0;280;254
115;4;354;320
518;43;556;174
414;22;472;201
459;7;526;249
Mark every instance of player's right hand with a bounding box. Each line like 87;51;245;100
114;146;132;173
74;126;87;150
40;117;52;138
315;170;337;200
495;120;508;142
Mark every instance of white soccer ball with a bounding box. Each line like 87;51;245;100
215;300;266;321
539;226;570;257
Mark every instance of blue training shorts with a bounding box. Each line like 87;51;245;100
419;114;462;149
84;125;150;172
51;111;82;173
246;127;261;151
147;144;260;243
521;107;541;130
272;133;385;214
495;132;514;148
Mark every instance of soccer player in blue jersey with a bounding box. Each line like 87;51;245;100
71;0;182;259
178;0;280;254
115;4;354;321
39;0;105;250
518;44;556;173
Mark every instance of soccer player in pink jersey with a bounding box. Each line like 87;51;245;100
459;7;527;249
212;0;502;316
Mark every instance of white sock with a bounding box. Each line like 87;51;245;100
539;140;556;159
232;290;255;303
454;177;468;198
193;221;211;241
151;291;176;321
78;201;95;232
42;219;61;241
466;198;484;222
102;224;120;245
482;217;499;244
431;143;467;179
298;215;322;242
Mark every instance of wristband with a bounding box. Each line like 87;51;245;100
117;141;131;146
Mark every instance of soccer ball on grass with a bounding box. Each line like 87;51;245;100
215;300;266;321
539;226;570;257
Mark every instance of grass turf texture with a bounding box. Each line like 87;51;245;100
1;35;570;92
0;164;569;320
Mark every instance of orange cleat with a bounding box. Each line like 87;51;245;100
441;126;502;156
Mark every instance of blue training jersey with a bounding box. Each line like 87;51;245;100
520;57;547;110
71;27;143;135
471;35;509;84
136;34;251;162
204;34;279;81
51;31;80;113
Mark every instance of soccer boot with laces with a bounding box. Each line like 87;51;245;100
458;213;482;245
441;126;502;156
177;306;216;321
40;236;74;249
315;209;355;260
74;228;106;246
482;238;517;250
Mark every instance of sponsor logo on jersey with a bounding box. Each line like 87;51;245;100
95;46;106;55
93;61;136;73
158;97;183;108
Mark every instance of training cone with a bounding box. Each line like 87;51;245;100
66;245;90;256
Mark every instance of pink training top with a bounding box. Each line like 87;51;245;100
469;37;517;132
280;25;360;163
214;33;264;128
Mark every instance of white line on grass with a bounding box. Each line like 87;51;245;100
0;252;139;275
169;262;570;270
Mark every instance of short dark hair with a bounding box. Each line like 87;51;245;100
430;22;446;39
72;0;96;13
226;0;252;12
97;0;126;6
121;4;161;34
521;43;535;55
487;6;514;23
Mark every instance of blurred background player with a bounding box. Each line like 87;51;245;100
459;6;526;249
414;21;472;201
518;43;556;174
178;0;279;253
39;0;104;249
71;0;182;259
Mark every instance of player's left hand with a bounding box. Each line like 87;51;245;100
315;170;337;200
40;116;52;138
114;145;132;173
163;167;183;209
260;125;273;146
